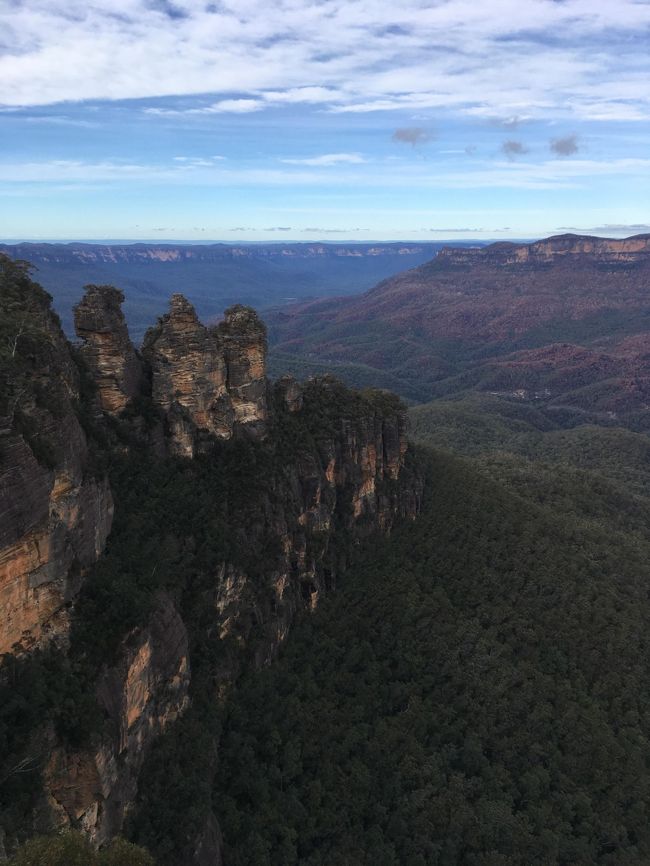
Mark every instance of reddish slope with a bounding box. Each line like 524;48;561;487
268;234;650;419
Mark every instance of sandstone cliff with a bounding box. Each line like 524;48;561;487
0;257;113;656
44;595;190;845
1;267;422;864
436;233;650;268
141;296;267;455
40;375;421;852
74;285;144;414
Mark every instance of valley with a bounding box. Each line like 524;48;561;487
0;241;455;343
269;233;650;429
2;232;650;865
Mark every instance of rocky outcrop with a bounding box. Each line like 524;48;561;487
276;375;304;413
1;261;422;864
217;305;267;436
44;595;190;844
142;296;267;455
0;257;113;655
207;377;419;676
436;233;650;268
74;285;144;414
0;457;112;655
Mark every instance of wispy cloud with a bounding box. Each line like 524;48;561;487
302;227;366;234
2;156;649;193
557;223;650;235
172;155;227;166
427;227;511;234
280;153;366;166
147;98;264;115
20;115;100;128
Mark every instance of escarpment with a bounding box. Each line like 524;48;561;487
0;257;113;656
38;375;421;850
435;233;650;268
0;266;422;863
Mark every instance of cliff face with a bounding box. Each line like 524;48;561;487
142;297;267;455
74;285;144;414
209;377;418;673
41;377;420;850
436;233;650;268
72;287;269;454
44;595;190;845
1;268;421;863
0;257;113;656
0;242;439;267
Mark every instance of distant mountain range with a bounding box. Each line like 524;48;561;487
268;234;650;428
0;240;475;341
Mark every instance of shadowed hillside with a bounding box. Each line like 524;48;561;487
269;234;650;427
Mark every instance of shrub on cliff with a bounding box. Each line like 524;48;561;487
7;831;154;866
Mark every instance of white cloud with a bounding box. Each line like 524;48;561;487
280;153;366;166
0;0;648;125
147;99;263;115
192;98;264;114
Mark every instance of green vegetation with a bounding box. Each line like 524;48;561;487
410;393;650;501
6;252;650;864
0;255;56;425
213;448;650;865
7;831;153;866
269;350;429;403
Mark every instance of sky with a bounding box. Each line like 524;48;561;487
1;0;649;242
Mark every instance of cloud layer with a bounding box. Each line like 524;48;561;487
2;0;650;121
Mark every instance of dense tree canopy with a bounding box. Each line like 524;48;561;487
213;449;650;866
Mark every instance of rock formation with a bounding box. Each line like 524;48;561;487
216;304;267;436
0;258;113;655
142;296;267;455
1;261;422;863
37;376;421;849
44;595;190;844
74;285;144;414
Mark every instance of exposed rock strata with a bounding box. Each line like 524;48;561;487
142;296;267;455
436;233;650;268
218;304;267;436
0;257;113;655
74;285;144;414
209;379;418;677
44;596;190;844
1;263;421;863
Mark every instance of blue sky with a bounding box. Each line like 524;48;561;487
1;0;649;242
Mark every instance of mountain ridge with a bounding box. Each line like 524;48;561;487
0;241;467;342
268;233;650;426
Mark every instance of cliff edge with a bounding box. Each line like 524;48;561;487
0;268;423;863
